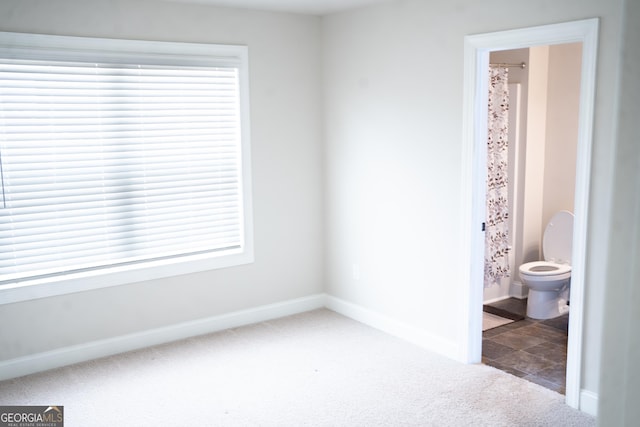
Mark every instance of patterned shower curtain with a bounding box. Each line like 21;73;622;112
484;67;510;287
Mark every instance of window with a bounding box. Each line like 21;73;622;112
0;32;253;303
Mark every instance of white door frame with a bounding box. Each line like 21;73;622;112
459;18;599;410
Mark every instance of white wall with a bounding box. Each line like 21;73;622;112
322;0;624;402
0;0;324;360
542;43;581;227
523;42;582;263
598;0;640;423
523;45;549;263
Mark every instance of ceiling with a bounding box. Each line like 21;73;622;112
159;0;387;15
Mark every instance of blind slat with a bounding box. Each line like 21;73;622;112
0;46;246;283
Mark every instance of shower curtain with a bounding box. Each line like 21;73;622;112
484;67;510;287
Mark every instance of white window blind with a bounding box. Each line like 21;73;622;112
0;33;253;288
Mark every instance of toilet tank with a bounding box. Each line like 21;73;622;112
543;210;574;265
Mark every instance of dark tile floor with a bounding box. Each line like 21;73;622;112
482;298;569;394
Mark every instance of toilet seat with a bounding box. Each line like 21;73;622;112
519;210;574;281
519;261;571;277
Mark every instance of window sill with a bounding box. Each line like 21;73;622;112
0;249;254;305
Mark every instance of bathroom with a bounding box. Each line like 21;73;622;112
481;42;583;393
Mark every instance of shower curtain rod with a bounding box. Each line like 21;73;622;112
489;62;527;69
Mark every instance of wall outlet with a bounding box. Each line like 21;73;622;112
352;264;360;281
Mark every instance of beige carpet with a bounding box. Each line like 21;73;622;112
0;309;594;426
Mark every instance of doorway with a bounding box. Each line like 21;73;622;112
481;43;582;393
459;19;599;410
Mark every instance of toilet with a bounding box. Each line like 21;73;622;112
519;210;574;319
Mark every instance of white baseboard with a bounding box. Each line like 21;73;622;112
509;281;529;299
325;295;459;360
482;295;512;305
1;290;597;418
0;294;326;382
1;293;459;382
580;389;598;417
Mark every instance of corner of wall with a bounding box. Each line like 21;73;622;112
325;295;460;361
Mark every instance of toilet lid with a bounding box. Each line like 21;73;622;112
543;210;574;264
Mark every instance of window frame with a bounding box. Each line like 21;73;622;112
0;32;254;305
